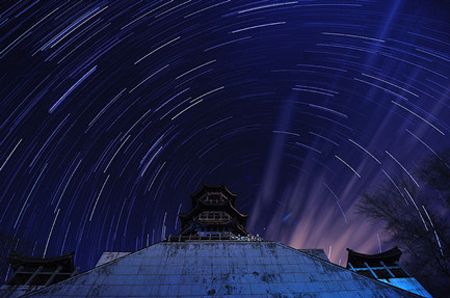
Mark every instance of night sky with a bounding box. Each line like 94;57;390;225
1;0;450;278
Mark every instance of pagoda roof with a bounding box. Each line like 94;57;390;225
178;218;248;236
7;251;75;273
189;183;237;206
190;183;238;198
178;199;248;220
346;247;402;268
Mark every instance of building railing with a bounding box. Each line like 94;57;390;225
164;233;264;242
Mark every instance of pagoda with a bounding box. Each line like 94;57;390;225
175;183;249;240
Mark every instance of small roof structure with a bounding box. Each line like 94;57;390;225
346;247;408;279
4;251;77;287
346;247;431;297
347;246;402;268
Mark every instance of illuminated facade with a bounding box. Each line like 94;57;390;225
0;184;432;297
346;247;432;297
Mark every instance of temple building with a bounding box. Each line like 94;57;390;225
346;247;432;297
0;251;78;297
0;184;432;297
177;184;249;239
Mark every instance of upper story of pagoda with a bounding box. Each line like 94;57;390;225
175;184;249;240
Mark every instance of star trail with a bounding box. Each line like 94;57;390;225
1;0;450;279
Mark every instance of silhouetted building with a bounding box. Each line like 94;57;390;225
346;247;431;297
0;184;432;297
0;251;78;297
178;184;248;238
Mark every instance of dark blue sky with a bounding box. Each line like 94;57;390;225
1;0;450;277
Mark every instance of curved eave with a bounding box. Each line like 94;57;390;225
180;216;247;231
228;203;248;218
346;247;402;267
347;247;402;259
179;200;247;219
196;219;235;225
179;218;249;236
7;251;75;272
190;183;238;200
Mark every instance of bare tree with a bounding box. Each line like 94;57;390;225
358;151;450;298
418;151;450;205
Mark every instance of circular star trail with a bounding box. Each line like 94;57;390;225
1;0;450;276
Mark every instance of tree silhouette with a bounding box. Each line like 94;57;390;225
358;150;450;298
